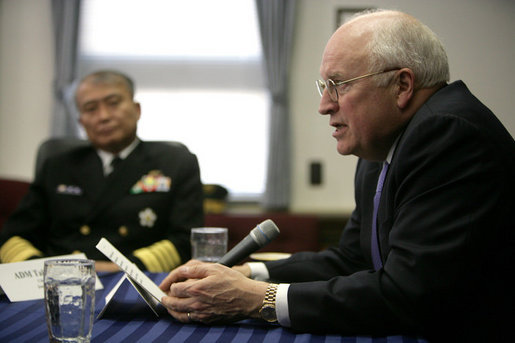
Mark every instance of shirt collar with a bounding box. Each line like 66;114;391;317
97;138;140;173
385;134;401;165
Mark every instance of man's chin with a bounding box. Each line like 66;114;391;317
90;133;136;153
336;144;353;156
92;140;123;153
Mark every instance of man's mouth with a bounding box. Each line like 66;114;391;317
97;127;115;135
331;123;347;138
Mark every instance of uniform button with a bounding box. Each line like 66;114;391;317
118;226;129;237
80;225;91;236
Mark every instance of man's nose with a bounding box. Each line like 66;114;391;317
97;104;111;120
318;91;338;115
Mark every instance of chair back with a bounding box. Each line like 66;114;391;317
35;137;90;175
35;138;190;175
0;178;30;231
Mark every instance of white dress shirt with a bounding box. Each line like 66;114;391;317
97;138;140;176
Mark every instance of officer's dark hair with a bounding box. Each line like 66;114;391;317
78;70;135;98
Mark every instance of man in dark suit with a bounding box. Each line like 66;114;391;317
0;70;204;272
158;10;514;342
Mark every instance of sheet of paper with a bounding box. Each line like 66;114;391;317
95;238;166;303
96;273;161;319
96;273;127;319
126;275;160;316
0;253;103;302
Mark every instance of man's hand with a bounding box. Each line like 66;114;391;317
94;261;120;272
232;263;251;277
159;260;268;324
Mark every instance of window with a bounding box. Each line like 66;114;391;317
78;0;268;200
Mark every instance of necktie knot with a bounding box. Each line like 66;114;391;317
111;156;122;168
109;156;122;175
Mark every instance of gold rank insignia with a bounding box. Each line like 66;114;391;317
79;225;91;235
118;226;129;237
131;170;171;194
139;208;157;228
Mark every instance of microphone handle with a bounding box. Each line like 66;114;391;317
217;235;260;267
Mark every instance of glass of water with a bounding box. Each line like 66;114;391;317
44;259;96;343
191;227;228;262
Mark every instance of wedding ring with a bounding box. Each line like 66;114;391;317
187;312;192;322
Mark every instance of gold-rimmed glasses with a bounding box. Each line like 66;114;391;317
316;68;400;102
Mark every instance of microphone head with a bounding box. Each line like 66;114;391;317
250;219;280;247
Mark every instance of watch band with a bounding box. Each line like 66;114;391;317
264;283;278;304
259;283;279;322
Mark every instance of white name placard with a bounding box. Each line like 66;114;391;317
0;253;103;302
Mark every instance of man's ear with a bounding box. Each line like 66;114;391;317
135;102;142;120
396;68;415;109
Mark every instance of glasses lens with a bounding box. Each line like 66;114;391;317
316;80;325;97
316;79;338;102
327;79;336;101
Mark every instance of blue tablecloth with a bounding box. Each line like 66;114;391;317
0;272;428;343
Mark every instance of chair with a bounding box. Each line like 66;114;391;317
34;137;190;175
35;137;90;175
203;184;229;214
0;178;31;231
0;138;72;230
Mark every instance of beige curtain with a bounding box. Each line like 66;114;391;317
256;0;296;210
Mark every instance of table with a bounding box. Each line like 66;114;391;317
1;272;428;343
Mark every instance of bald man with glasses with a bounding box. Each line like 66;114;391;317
158;10;514;342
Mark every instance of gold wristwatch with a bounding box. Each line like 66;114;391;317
259;283;278;323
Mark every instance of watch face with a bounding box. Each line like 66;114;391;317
260;304;277;322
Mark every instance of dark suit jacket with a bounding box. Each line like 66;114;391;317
266;81;515;341
0;141;204;271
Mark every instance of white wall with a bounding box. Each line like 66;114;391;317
0;0;53;181
1;0;514;215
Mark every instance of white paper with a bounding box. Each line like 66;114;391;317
126;275;160;316
95;238;166;303
96;273;161;319
97;273;159;320
0;253;103;302
96;273;127;319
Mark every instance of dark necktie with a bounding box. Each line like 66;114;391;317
371;161;389;271
110;156;122;174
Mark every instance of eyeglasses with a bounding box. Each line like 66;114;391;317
316;68;400;102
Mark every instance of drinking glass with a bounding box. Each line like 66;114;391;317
191;227;228;262
44;259;95;343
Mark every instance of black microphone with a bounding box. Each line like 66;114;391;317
217;219;280;267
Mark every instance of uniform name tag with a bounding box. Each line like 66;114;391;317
56;184;83;195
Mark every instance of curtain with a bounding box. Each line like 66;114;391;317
256;0;296;210
50;0;81;137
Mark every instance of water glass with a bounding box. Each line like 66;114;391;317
191;227;228;262
44;259;96;343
